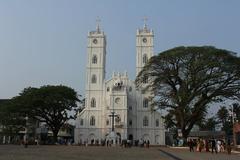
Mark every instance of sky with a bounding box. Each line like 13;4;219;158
0;0;240;99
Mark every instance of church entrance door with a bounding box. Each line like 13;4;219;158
116;132;121;144
128;134;133;140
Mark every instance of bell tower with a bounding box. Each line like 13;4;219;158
136;17;154;76
85;19;106;110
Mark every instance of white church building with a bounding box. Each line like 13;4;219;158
74;21;165;145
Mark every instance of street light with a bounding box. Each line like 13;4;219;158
24;114;28;148
230;104;239;149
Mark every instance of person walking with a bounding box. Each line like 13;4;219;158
205;139;209;152
211;138;217;154
188;139;194;152
216;139;221;152
226;139;232;155
146;140;150;148
199;139;204;152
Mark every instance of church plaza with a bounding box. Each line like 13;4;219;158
0;145;239;160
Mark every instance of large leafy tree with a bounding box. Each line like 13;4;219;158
0;100;26;137
217;103;240;135
217;106;229;124
217;106;232;135
136;46;240;140
7;85;81;143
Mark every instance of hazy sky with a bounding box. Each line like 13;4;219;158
0;0;240;99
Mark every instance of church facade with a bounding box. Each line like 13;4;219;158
74;22;165;145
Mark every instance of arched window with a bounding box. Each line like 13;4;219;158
143;116;148;127
156;119;159;127
92;55;97;64
129;106;132;110
90;116;95;126
143;54;148;64
106;119;109;126
80;119;84;126
91;74;97;83
129;119;132;126
90;98;96;108
129;87;132;92
143;98;148;108
107;87;110;92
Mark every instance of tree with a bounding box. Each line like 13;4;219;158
8;85;81;143
136;46;240;141
0;100;26;137
217;106;232;135
198;117;218;131
216;103;240;135
217;106;229;124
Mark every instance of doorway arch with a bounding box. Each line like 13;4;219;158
142;134;150;141
155;135;160;144
116;132;121;144
88;133;95;144
128;134;133;140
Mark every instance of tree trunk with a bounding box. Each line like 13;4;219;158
182;129;190;146
52;130;59;144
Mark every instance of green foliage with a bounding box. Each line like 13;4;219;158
217;106;229;124
217;103;240;135
2;85;81;142
0;100;26;135
136;46;240;139
198;117;218;131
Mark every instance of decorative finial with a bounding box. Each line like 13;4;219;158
96;17;101;32
143;16;148;29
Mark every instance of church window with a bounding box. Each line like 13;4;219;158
143;116;148;127
129;87;132;92
143;54;148;64
90;98;96;108
80;119;84;126
90;116;95;126
129;106;132;110
91;74;97;83
115;116;121;123
92;55;97;64
156;119;159;127
106;119;109;126
107;87;110;92
129;120;132;126
115;97;120;104
143;98;149;108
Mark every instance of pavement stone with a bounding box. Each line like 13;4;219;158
159;147;240;160
0;145;239;160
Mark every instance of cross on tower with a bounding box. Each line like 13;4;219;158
143;16;148;29
96;17;101;32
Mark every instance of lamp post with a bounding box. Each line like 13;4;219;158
230;104;239;148
24;114;28;148
109;112;116;132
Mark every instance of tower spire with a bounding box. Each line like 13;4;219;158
96;17;101;32
143;16;148;30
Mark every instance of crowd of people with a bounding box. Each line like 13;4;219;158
188;138;233;154
77;138;150;148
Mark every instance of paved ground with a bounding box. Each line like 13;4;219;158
0;145;239;160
